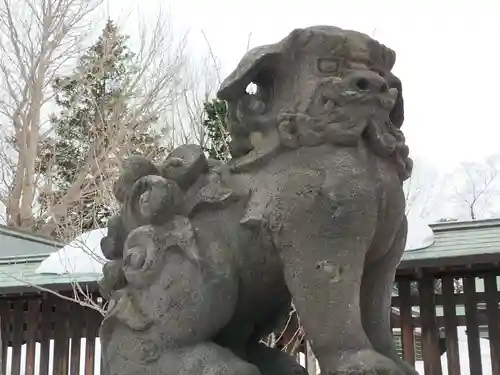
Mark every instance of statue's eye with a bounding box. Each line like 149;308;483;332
317;58;339;74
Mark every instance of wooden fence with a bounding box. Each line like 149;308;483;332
1;269;499;375
391;270;500;375
0;294;102;375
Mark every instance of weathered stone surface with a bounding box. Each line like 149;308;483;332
160;144;209;190
100;215;126;260
99;25;418;375
112;156;159;203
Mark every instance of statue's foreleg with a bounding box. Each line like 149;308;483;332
360;217;420;375
271;168;404;374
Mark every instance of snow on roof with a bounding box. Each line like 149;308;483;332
35;228;107;275
405;215;435;251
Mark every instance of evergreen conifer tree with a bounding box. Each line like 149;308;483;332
202;98;230;161
37;20;166;234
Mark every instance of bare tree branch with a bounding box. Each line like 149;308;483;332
450;156;500;220
36;12;215;239
403;159;443;220
0;0;103;229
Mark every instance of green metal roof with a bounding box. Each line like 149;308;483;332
0;255;101;295
400;218;500;269
0;225;99;295
0;224;61;257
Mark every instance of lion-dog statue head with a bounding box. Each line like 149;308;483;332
218;25;411;181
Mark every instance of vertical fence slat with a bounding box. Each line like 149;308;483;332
39;296;53;375
54;300;70;375
484;274;500;375
97;330;104;375
95;308;103;375
0;315;2;375
464;275;482;375
10;299;24;375
0;315;3;375
92;310;102;374
419;275;442;375
84;308;96;375
69;301;82;375
398;279;415;365
442;276;461;375
25;299;39;375
0;300;9;375
6;301;14;374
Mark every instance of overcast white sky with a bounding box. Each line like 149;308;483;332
105;0;500;170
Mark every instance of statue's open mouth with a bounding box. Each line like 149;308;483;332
320;86;399;114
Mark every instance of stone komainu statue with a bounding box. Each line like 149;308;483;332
98;26;418;375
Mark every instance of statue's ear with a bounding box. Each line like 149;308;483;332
217;28;305;101
217;44;282;101
216;44;282;157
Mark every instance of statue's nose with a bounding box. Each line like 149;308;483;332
350;71;388;93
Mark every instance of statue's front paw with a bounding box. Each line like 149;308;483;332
324;349;405;375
